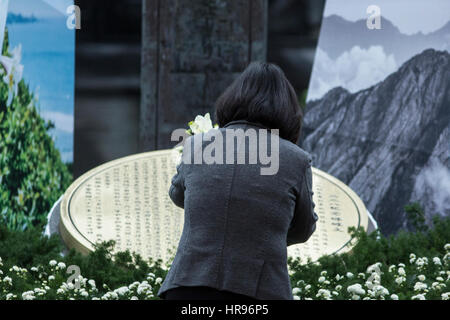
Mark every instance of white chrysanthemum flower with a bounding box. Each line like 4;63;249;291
305;284;311;291
22;291;35;300
347;283;365;295
436;276;444;282
318;276;326;283
414;282;428;292
431;282;444;290
137;281;152;295
88;279;96;288
441;292;449;300
320;271;327;276
433;257;442;266
57;288;65;295
114;286;129;296
390;294;399;300
48;275;55;281
346;272;354;279
3;276;12;285
316;289;332;300
444;244;450;252
57;262;66;270
411;294;426;300
415;258;428;270
292;287;301;295
30;267;38;272
335;285;342;291
398;267;406;276
49;260;57;267
398;263;405;268
6;293;15;300
418;275;426;281
131;296;139;300
128;281;140;290
109;292;119;300
335;274;342;281
351;294;361;300
34;288;46;296
373;285;389;297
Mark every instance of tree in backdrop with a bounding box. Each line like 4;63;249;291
0;27;72;230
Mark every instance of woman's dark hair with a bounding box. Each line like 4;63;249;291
214;61;302;144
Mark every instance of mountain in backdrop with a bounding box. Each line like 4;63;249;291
319;14;450;67
302;49;450;234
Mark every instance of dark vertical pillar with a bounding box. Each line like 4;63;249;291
140;0;268;151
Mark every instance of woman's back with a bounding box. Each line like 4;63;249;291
158;61;318;300
158;119;317;300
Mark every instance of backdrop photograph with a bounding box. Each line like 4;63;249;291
304;0;450;234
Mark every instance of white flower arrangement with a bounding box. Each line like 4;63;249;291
0;242;449;300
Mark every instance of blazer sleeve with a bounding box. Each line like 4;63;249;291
287;158;319;246
169;162;186;209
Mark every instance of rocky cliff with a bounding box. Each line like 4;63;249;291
301;49;450;234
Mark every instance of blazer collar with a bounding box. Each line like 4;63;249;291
222;119;271;130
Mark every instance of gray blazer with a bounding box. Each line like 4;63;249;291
157;119;318;300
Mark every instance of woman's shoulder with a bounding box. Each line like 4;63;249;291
278;137;312;167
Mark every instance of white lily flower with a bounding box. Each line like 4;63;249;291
0;45;24;106
188;113;218;135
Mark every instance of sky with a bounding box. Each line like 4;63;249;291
325;0;450;35
8;0;72;18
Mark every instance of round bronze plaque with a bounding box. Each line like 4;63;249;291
60;149;368;263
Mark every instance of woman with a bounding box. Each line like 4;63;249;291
158;62;318;300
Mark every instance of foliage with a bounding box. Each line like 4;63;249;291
288;214;450;300
0;205;449;300
1;27;8;56
405;202;428;232
298;89;308;110
0;28;72;230
0;224;168;300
